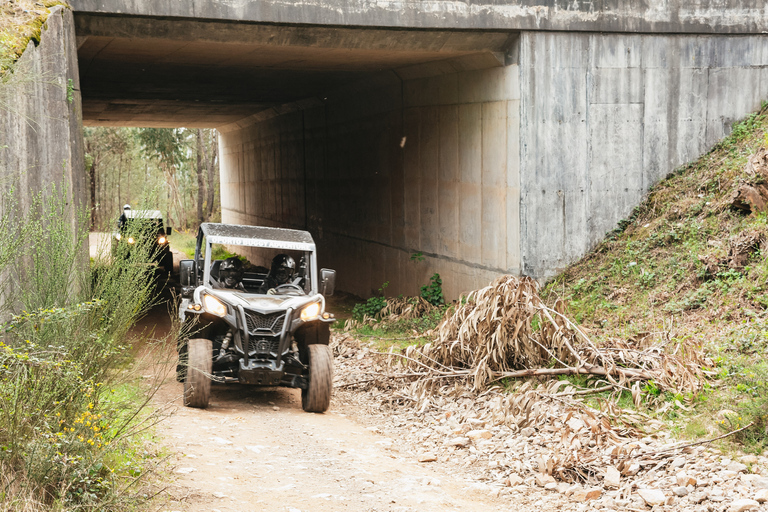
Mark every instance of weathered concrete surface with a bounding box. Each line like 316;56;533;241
220;65;520;299
519;32;768;279
64;0;768;297
69;0;768;34
74;14;514;127
219;30;768;297
0;6;86;217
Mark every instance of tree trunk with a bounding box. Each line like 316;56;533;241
205;130;218;220
85;141;98;230
196;129;205;225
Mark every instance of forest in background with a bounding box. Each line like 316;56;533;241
84;127;220;232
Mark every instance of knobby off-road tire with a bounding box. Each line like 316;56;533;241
183;338;212;408
176;341;187;383
302;344;333;413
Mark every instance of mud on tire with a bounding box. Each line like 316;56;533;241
184;338;212;408
302;344;332;413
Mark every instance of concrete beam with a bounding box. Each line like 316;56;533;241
69;0;768;34
75;15;515;127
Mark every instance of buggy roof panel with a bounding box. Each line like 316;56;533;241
125;209;162;219
200;223;315;251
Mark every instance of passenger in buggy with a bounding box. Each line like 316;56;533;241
258;254;296;294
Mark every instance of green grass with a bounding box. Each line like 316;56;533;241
169;230;245;262
542;105;768;451
168;229;196;259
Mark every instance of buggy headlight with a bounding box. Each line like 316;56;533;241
203;294;227;317
158;236;167;245
127;237;135;244
300;302;321;321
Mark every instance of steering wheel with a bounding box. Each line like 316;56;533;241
274;283;304;295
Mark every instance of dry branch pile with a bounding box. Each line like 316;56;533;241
332;334;721;491
346;296;440;329
399;275;708;397
333;276;718;487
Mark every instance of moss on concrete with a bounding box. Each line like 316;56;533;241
0;0;68;76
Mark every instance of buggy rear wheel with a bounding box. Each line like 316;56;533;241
183;338;212;408
301;344;333;413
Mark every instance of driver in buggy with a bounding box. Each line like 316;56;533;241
258;254;297;294
218;256;245;290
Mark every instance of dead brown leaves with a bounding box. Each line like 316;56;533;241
419;276;578;389
398;275;706;398
345;296;440;330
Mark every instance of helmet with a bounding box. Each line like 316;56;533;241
123;204;131;210
269;254;296;285
219;257;243;288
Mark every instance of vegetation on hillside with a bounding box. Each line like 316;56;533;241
544;103;768;450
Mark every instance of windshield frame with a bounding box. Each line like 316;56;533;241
194;228;319;295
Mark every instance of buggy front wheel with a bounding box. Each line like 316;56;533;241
301;344;333;413
183;338;212;408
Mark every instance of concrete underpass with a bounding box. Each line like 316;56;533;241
69;2;768;299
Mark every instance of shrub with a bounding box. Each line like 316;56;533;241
0;185;163;509
352;282;389;321
420;273;444;307
718;362;768;452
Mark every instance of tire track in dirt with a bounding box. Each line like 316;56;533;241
155;381;507;512
131;290;507;512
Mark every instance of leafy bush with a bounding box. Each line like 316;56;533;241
420;273;444;307
0;185;163;509
352;282;389;321
717;362;768;452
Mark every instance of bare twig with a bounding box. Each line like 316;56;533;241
372;351;459;375
631;422;755;457
489;364;653;382
556;385;614;397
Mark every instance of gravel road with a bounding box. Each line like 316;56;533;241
154;380;506;512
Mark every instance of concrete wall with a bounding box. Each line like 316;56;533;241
69;0;768;34
0;6;86;217
221;31;768;298
519;32;768;279
220;64;521;299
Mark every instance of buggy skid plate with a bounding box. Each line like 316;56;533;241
238;358;285;386
238;368;284;386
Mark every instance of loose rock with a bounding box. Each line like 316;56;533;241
677;472;697;487
535;473;556;487
445;437;470;447
637;488;666;506
571;488;602;502
604;466;621;488
728;498;759;512
466;429;492;440
727;462;748;473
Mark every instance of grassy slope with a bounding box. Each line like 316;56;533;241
544;104;768;449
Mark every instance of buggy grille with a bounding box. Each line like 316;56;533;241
244;311;285;336
248;337;280;356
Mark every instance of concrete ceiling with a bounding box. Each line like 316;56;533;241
75;15;517;128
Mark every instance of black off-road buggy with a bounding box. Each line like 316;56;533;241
112;208;174;273
177;223;337;412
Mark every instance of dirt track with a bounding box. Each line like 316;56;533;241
154;379;506;512
134;279;506;512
